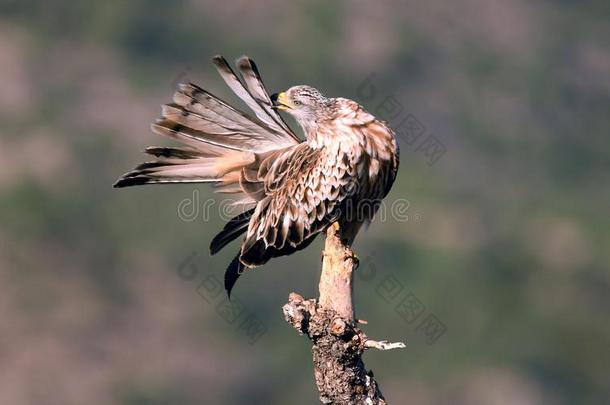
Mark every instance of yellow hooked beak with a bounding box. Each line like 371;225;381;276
271;91;292;111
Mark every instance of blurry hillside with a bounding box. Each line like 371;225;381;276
0;1;609;404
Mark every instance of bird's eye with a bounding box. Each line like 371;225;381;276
293;100;302;106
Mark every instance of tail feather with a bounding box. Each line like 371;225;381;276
210;209;254;255
225;253;246;298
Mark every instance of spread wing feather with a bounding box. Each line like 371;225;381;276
212;55;299;145
114;56;300;188
235;56;297;137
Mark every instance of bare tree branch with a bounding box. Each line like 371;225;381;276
283;223;405;404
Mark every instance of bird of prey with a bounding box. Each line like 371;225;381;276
114;56;399;296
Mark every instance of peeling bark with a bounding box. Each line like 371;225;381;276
283;223;405;404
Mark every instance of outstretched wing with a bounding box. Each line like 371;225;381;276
114;56;300;188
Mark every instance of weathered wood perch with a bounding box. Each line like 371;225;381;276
283;223;405;404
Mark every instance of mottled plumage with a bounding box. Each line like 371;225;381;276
115;56;399;296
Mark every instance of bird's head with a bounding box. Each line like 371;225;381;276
271;86;334;129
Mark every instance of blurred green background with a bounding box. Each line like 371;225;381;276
1;1;609;404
